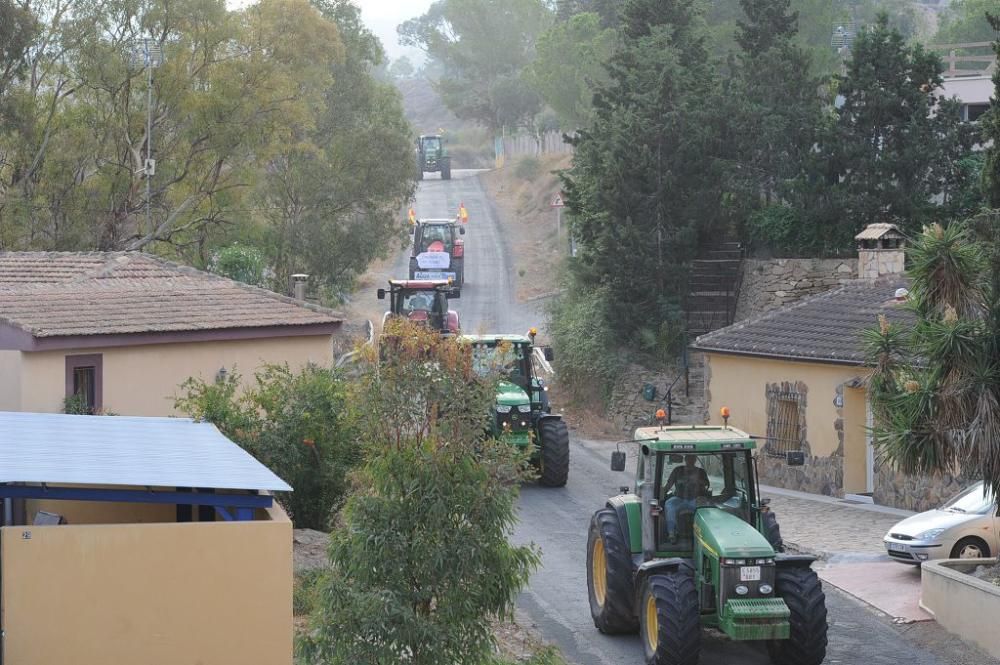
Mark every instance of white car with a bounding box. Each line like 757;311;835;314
884;481;997;564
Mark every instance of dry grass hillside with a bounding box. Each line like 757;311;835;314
481;154;572;302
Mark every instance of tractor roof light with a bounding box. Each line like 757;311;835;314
655;408;667;429
720;406;731;428
528;327;537;340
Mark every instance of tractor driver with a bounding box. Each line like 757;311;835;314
663;455;710;544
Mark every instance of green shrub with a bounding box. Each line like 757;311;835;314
175;365;358;530
547;284;622;403
514;155;542;181
293;569;326;616
212;244;266;286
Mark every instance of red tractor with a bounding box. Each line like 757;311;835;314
409;218;465;287
378;279;461;334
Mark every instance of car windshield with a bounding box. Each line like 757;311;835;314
942;482;995;515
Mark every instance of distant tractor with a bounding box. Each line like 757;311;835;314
378;279;460;334
464;332;569;487
588;420;827;665
410;218;466;287
416;134;451;180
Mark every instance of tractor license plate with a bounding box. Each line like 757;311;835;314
414;271;456;280
740;566;761;582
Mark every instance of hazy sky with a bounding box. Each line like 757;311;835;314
353;0;434;62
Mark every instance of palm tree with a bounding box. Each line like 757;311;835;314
865;218;1000;499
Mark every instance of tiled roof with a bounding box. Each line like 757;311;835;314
692;279;914;365
0;252;341;338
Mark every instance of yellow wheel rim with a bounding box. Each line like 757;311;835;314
645;592;659;652
592;538;607;607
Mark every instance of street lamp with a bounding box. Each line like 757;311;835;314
129;38;164;236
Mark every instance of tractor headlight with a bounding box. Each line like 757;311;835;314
734;585;749;596
496;405;512;414
517;404;532;413
759;584;773;595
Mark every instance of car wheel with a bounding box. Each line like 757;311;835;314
951;536;990;559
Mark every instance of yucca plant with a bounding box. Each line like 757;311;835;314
865;219;1000;500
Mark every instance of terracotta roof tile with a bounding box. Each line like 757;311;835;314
0;252;341;338
692;279;914;365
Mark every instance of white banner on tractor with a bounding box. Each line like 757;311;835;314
417;251;450;270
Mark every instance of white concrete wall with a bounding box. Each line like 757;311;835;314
921;558;1000;658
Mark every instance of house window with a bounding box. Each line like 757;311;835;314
964;104;990;123
65;354;103;414
765;387;804;457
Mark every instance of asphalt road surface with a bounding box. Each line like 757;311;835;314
366;169;544;334
400;170;988;665
513;437;995;665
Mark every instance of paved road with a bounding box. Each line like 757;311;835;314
360;169;544;334
512;436;996;665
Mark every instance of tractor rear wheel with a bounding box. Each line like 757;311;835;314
537;418;569;487
767;567;828;665
640;569;701;665
587;509;637;634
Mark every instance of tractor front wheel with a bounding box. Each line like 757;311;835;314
441;158;452;180
587;509;637;634
767;567;828;665
640;569;701;665
537;418;569;487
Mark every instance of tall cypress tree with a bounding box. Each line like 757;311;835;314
561;0;720;352
981;13;1000;207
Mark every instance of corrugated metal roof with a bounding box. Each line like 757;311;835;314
0;412;292;492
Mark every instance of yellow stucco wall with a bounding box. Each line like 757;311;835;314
16;334;333;416
704;353;864;455
0;504;292;665
704;352;873;495
0;349;21;411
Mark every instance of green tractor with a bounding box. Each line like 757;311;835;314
588;421;827;665
416;134;451;180
463;332;569;487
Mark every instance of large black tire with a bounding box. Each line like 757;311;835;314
767;567;828;665
587;509;638;634
763;510;785;553
640;569;701;665
537;418;569;487
441;158;452;180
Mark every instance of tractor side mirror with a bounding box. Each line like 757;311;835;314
377;289;386;300
459;227;466;235
785;451;805;467
542;347;554;362
611;451;627;472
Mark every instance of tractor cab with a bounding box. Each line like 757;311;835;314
378;279;460;334
626;426;761;554
416;134;451;180
461;332;568;487
410;219;465;286
590;420;826;665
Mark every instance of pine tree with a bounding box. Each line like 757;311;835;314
560;0;720;354
827;14;976;237
735;0;798;55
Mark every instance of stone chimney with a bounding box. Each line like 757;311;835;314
855;223;905;283
291;273;309;301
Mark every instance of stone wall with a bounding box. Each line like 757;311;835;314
757;452;844;497
607;358;705;434
735;258;857;321
875;467;971;513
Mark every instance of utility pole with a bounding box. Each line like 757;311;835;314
130;38;163;236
